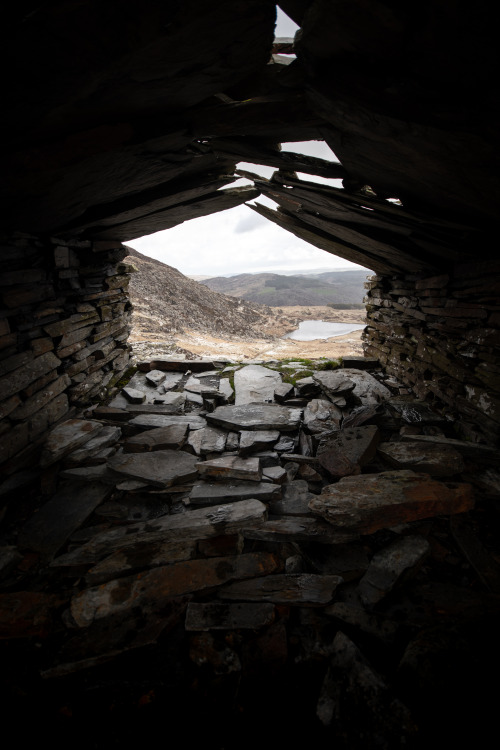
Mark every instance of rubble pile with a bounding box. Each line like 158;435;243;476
1;357;500;746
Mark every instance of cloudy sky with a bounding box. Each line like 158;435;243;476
126;9;369;278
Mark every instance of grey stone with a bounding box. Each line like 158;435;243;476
303;398;343;434
319;369;391;405
129;414;207;430
123;387;146;403
274;382;294;403
196;456;262;481
107;450;199;487
243;518;358;545
262;466;287;484
219;573;343;605
65;426;122;464
239;429;279;455
145;369;166;387
269;480;313;516
207;403;302;432
357;535;430;608
378;441;465;476
190;480;281;504
124;424;188;452
309;471;474;534
200;426;227;454
295;376;321;397
40;419;104;467
234;364;282;405
317;425;381;478
313;371;356;399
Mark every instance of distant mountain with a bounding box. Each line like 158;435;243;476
124;247;274;340
200;270;369;307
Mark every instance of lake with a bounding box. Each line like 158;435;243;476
283;320;365;341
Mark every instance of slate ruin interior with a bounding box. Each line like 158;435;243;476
2;1;500;746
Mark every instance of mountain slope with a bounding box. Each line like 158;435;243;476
201;270;369;306
124;247;274;341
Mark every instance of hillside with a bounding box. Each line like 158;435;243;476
124;247;275;341
200;270;369;306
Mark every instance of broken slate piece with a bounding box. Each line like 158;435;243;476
219;573;343;604
295;376;321;398
303;398;342;434
317;425;380;478
189;480;281;504
185;602;275;631
123;387;146;404
262;466;287;484
309;470;474;534
70;552;281;627
145;369;166;387
129;414;207;430
196;456;262;481
85;539;197;585
325;369;391;405
124;424;188;452
377;441;465;477
199;426;227;454
312;371;356;399
64;426;121;465
107;449;199;487
357;535;430;608
207;403;302;432
239;429;279;455
269;480;313;516
234;364;282;405
40;419;104;466
274;382;294;403
51;499;269;567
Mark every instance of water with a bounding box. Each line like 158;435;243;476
283;319;365;341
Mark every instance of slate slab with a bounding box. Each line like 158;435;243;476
51;499;269;566
317;425;381;478
377;441;465;476
71;552;281;626
145;369;166;387
124;424;189;452
234;364;282;405
269;480;313;516
40;419;104;466
189;480;281;504
19;480;112;560
123;387;146;403
107;450;199;487
309;470;474;533
129;414;207;430
243;518;358;544
207;403;302;431
196;456;262;481
219;573;343;604
239;429;279;455
312;371;356;399
64;426;121;465
357;535;430;608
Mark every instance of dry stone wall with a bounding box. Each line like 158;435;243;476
0;234;132;472
363;260;500;442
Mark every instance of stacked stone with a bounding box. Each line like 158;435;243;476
362;260;500;441
0;233;132;472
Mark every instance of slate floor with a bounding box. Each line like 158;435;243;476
1;357;500;748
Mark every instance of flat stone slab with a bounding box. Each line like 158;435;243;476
129;414;207;430
377;441;465;476
124;424;188;452
317;425;381;478
147;360;217;373
274;382;295;403
219;573;343;605
312;371;356;399
107;450;199;487
145;369;166;387
185;602;275;631
40;419;104;466
65;426;121;465
234;364;282;405
207;403;302;432
199;426;227;454
51;499;269;566
357;535;430;608
243;518;358;544
189;480;281;504
387;399;448;424
239;429;280;455
19;480;112;560
86;539;197;585
196;456;262;481
309;470;474;534
71;552;281;626
268;480;313;516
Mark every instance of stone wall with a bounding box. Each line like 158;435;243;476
0;234;132;473
363;260;500;442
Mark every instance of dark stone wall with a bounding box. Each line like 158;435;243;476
363;260;500;441
0;235;132;473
